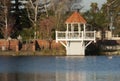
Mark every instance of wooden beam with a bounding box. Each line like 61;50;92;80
60;41;67;48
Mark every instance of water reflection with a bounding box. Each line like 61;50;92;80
1;72;120;81
55;56;120;81
0;56;120;81
56;72;86;81
56;56;86;81
0;73;56;81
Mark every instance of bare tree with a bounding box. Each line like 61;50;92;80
26;0;38;28
49;0;83;30
26;0;50;39
0;0;15;39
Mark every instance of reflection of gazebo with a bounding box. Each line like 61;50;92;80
56;11;96;55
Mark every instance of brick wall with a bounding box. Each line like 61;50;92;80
0;39;63;51
0;39;19;51
36;40;63;50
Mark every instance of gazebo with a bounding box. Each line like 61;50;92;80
56;11;96;55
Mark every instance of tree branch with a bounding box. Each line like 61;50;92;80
26;8;34;24
29;0;35;10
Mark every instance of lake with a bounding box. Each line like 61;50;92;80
0;56;120;81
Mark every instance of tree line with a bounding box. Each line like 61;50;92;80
0;0;120;41
84;0;120;37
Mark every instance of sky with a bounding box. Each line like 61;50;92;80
81;0;107;11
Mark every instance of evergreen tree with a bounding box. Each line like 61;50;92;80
11;0;29;30
84;2;108;31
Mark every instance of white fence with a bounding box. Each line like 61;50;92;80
56;31;96;41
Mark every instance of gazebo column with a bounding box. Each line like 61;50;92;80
71;23;74;37
78;23;81;37
66;23;69;39
71;23;74;32
83;24;86;32
66;23;69;55
66;23;69;32
83;24;86;37
81;24;86;55
78;23;81;31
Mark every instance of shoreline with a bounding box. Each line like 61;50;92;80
0;50;120;56
0;49;66;56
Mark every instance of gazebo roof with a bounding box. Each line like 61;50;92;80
65;11;86;24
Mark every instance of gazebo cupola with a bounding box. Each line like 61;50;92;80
65;11;87;33
56;11;96;55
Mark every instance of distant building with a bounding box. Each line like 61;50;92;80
96;31;112;40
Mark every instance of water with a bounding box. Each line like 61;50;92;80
0;56;120;81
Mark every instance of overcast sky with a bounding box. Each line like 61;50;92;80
81;0;107;11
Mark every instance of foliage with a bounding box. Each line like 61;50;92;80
39;16;55;40
25;0;52;39
48;0;82;31
19;28;34;41
102;0;120;35
84;3;108;31
1;0;120;40
0;0;83;39
0;0;16;39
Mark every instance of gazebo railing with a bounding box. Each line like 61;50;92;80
56;31;96;41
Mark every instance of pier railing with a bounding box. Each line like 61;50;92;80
56;31;96;42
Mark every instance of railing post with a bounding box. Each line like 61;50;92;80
82;31;84;40
84;31;86;39
66;31;68;40
78;31;80;38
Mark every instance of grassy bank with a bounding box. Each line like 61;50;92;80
0;49;66;56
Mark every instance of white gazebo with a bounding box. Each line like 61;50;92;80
56;11;96;55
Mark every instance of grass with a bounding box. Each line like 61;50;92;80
0;49;66;56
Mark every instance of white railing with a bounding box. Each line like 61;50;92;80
56;31;96;41
111;37;120;40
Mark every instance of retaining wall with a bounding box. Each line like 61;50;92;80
0;39;19;51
